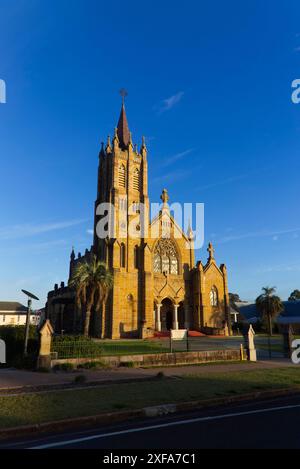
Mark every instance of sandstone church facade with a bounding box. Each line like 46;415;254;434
47;101;231;338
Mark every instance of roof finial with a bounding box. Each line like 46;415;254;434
187;220;194;240
160;188;169;206
207;242;215;261
106;135;112;152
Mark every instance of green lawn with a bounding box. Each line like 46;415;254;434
95;340;169;356
0;367;300;429
52;339;169;359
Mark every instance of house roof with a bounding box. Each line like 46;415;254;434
0;301;27;313
238;300;300;322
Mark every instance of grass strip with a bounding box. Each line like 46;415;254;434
0;367;299;429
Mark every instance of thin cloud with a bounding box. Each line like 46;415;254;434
86;229;94;235
218;227;300;244
255;262;300;274
156;91;184;113
152;168;192;184
161;149;194;167
197;174;251;191
0;219;87;240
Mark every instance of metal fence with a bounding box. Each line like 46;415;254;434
51;336;244;359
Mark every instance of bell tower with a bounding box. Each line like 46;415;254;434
93;92;150;337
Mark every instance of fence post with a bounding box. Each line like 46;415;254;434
37;320;54;369
186;329;189;352
283;324;293;358
240;343;244;361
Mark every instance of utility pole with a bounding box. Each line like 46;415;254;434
21;289;39;356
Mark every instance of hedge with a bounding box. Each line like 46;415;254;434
0;325;39;368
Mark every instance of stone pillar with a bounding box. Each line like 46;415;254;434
184;303;190;329
37;319;54;369
173;304;179;330
156;304;162;331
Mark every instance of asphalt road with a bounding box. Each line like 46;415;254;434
1;393;300;449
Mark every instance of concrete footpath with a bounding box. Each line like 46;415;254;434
0;359;295;392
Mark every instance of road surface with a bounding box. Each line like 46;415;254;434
1;393;300;449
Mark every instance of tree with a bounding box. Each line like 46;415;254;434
229;293;241;310
69;255;113;337
255;286;283;336
288;289;300;302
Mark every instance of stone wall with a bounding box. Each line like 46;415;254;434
51;348;242;368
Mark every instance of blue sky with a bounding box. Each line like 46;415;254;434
0;0;300;308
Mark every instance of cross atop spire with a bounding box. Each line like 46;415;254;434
160;188;169;205
119;88;128;105
117;89;130;148
207;242;215;261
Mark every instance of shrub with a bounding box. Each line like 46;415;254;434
119;361;135;368
0;325;39;367
53;362;74;372
77;360;107;369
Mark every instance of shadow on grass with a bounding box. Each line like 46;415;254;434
0;368;300;429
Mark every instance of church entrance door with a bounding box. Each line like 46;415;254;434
161;298;173;331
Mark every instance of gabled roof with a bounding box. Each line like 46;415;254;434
149;208;191;244
0;302;27;312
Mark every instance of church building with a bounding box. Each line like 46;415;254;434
46;99;231;338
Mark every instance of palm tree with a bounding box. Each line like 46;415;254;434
69;255;113;337
255;286;283;336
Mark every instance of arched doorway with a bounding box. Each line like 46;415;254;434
161;298;173;331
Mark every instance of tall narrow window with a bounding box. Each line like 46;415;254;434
210;286;218;306
133;168;140;191
162;255;170;273
170;256;178;274
120;243;126;268
134;245;139;269
154;253;161;272
119;164;126;188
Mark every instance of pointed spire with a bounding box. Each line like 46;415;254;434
116;96;130;148
141;135;147;156
99;142;105;158
106;135;112;152
187;220;194;241
128;131;133;148
113;126;119;146
70;247;75;261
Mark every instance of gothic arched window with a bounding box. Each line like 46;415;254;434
120;243;126;268
210;286;218;306
153;239;179;275
119;164;126;188
133;168;140;191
